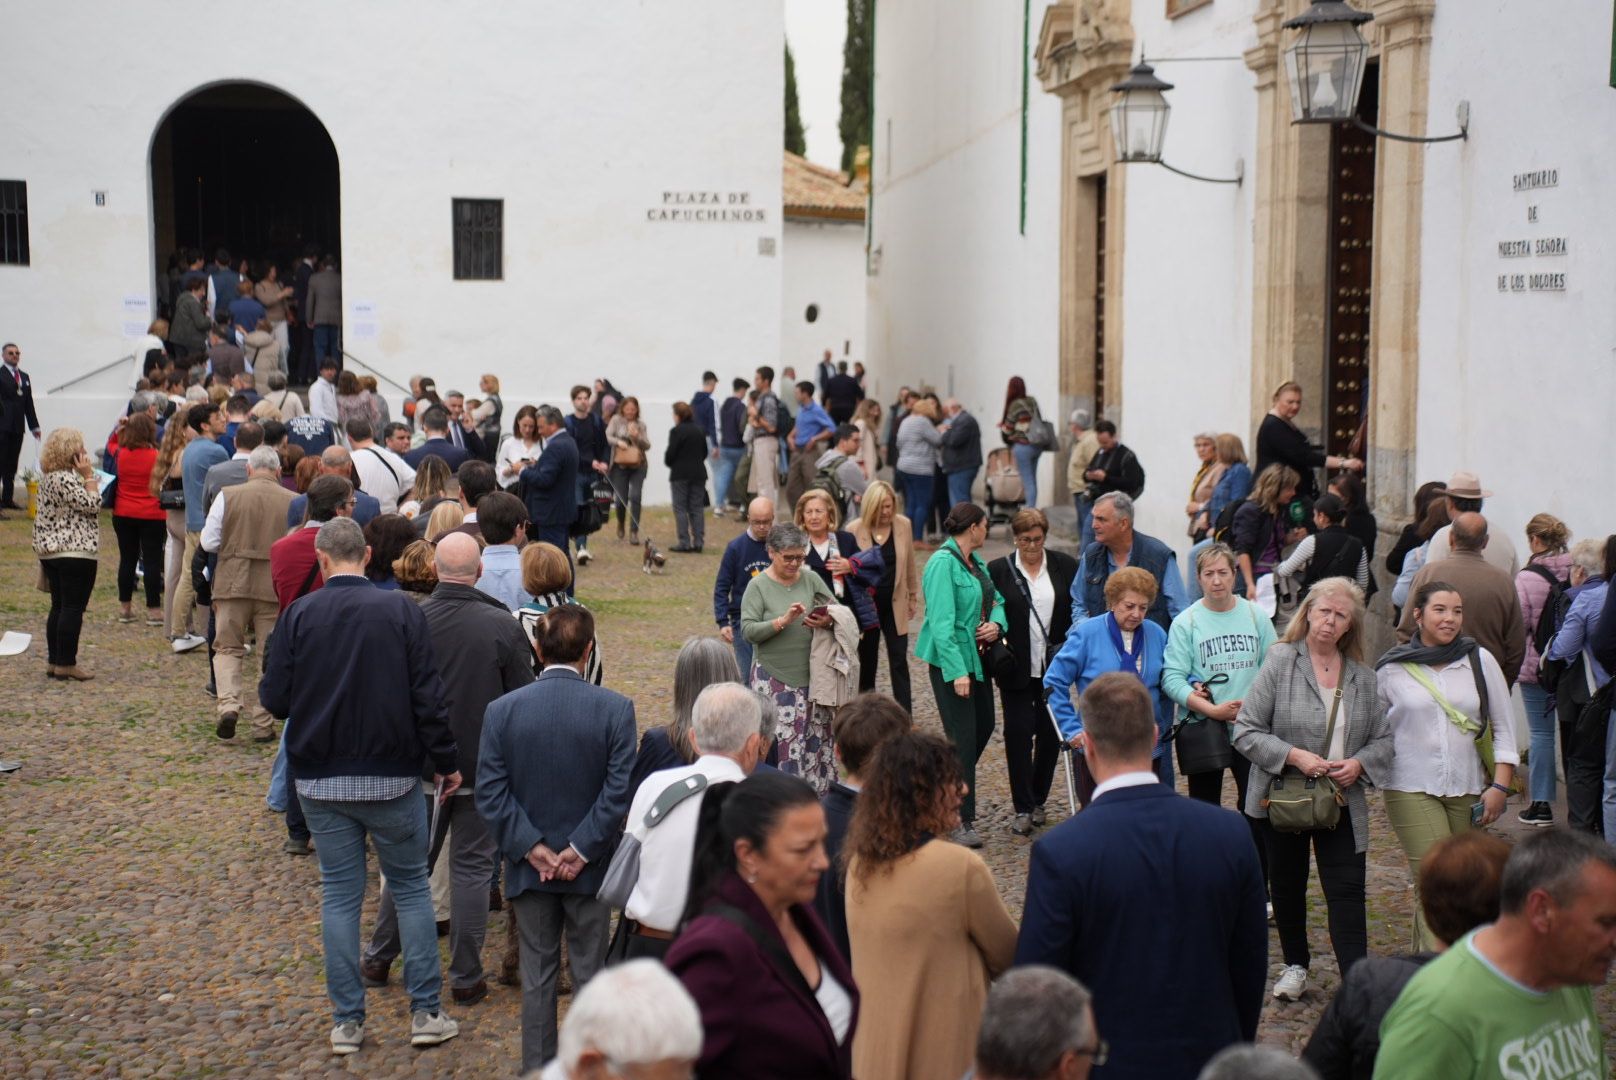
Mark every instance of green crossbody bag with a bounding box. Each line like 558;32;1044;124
1263;686;1346;833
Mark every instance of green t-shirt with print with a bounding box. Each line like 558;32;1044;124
1374;930;1605;1079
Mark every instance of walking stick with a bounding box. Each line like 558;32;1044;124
1050;705;1079;818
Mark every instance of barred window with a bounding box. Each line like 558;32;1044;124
452;198;503;280
0;181;28;266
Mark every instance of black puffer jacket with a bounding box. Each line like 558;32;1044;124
1301;953;1434;1080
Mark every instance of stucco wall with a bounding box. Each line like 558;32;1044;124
1417;0;1616;545
866;0;1062;499
781;219;867;377
0;0;782;504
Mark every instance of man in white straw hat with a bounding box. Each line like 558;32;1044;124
1423;470;1520;576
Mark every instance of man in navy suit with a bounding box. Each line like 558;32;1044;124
286;446;381;526
403;406;472;473
0;342;41;511
476;605;635;1073
1015;672;1266;1080
519;405;579;579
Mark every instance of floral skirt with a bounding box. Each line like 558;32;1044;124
751;663;836;795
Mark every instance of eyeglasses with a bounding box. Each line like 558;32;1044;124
1014;534;1046;546
1076;1040;1109;1066
777;553;807;564
747;519;774;527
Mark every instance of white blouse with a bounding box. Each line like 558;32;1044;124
497;435;545;489
814;964;853;1045
1012;553;1057;677
1376;648;1519;797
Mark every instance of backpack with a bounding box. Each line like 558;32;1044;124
1523;563;1571;690
1212;497;1248;544
767;393;795;443
809;455;849;518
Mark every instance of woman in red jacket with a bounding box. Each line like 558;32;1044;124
666;770;859;1078
111;413;167;625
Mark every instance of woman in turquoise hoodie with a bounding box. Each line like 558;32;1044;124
915;502;1007;849
1042;564;1173;806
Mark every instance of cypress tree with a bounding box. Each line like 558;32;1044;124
838;0;873;174
784;42;807;156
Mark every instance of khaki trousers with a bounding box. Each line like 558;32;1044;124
1383;788;1477;952
169;530;201;638
750;435;779;504
214;597;279;735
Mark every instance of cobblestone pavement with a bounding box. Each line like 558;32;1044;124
2;509;1612;1077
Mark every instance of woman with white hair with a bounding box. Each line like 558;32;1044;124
534;959;703;1080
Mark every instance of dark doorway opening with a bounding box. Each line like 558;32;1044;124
151;83;339;283
1322;61;1378;468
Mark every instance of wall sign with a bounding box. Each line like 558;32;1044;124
645;191;766;223
1497;167;1568;293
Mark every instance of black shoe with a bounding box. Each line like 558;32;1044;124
204;681;217;699
359;958;390;988
252;731;277;744
1517;801;1555;827
451;979;488;1006
436;919;450;938
489;886;504;913
215;712;238;739
0;501;23;511
283;836;311;856
671;545;694;553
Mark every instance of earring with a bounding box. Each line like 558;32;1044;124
747;871;758;884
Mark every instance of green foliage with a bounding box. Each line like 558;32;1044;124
839;0;874;174
785;42;807;156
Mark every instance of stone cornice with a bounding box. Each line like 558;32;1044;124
1036;1;1134;98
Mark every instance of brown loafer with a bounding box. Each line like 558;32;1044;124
451;979;488;1006
55;666;95;681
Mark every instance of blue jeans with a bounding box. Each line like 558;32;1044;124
945;468;977;511
574;474;594;551
300;786;442;1024
313;324;341;366
732;632;754;685
716;446;745;509
1075;493;1094;552
898;471;934;541
1521;681;1556;803
1012;443;1042;509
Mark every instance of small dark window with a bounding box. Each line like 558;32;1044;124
805;303;819;323
452;198;503;280
0;181;29;266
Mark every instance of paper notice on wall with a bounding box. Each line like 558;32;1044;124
121;295;150;338
350;301;379;342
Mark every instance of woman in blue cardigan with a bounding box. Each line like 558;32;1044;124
1043;565;1174;806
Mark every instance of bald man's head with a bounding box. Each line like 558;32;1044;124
746;496;775;539
435;532;482;584
1450;511;1489;552
320;445;353;474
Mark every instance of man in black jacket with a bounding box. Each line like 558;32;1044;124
1082;420;1145;502
361;532;535;1005
259;518;463;1056
940;399;984;509
0;342;41;511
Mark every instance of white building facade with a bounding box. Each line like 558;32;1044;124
781;153;868;378
865;0;1064;499
0;1;784;504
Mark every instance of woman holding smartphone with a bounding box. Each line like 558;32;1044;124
741;523;842;794
497;405;543;490
1374;581;1517;952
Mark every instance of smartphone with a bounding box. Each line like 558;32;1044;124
808;605;829;619
1469;801;1485;825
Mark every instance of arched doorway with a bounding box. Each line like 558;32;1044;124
150;81;339;309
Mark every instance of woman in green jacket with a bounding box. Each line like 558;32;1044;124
916;502;1008;848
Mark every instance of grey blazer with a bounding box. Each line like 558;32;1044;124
1232;641;1393;853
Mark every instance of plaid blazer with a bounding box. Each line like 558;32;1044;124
1232;641;1393;852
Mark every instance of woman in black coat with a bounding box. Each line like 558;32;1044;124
1254;380;1361;499
665;401;710;552
986;508;1079;835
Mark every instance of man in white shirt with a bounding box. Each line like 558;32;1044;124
346;418;415;514
619;682;767;958
308;355;341;425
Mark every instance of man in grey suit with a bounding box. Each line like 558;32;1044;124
201;422;262;512
362;533;535;1005
476;604;636;1073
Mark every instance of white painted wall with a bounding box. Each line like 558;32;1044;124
0;0;782;504
866;0;1062;498
1117;1;1259;552
782;219;867;376
1417;0;1616;546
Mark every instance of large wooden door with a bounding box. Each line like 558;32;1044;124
1323;65;1378;462
1093;175;1108;421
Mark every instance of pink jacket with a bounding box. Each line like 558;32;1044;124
1516;552;1573;684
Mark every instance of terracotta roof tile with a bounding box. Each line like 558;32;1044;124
783;151;867;221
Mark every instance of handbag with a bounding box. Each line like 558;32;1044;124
1028;418;1058;451
949;546;1016;683
612;428;644;468
158;477;185;511
597;772;709;910
1399;646;1518;794
1263;685;1345;833
1169;671;1234;775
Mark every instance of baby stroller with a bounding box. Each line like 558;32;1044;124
984;447;1025;537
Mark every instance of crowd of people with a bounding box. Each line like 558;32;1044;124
10;323;1616;1080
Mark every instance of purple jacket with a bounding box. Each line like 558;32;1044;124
1516;552;1572;684
666;871;859;1079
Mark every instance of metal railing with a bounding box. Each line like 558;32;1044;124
44;347;411;398
46;355;134;395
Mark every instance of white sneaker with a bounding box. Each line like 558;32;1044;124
1266;902;1275;923
1272;964;1308;1001
330;1021;364;1055
576;549;593;566
410;1010;459;1047
170;633;206;654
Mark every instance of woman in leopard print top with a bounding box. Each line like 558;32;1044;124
32;428;101;680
